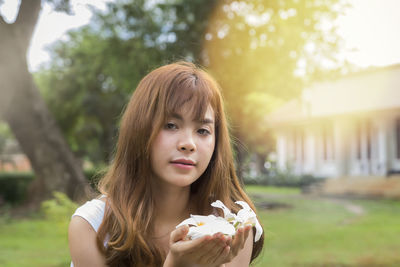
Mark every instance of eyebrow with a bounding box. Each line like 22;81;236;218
200;118;214;125
170;113;214;125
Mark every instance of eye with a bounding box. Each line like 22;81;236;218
198;128;211;135
165;122;177;130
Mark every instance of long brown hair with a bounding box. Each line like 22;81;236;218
97;62;264;266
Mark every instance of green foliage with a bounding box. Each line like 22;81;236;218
0;122;13;153
41;191;78;228
245;171;322;188
243;159;323;187
46;0;72;14
0;170;101;204
35;0;216;166
34;28;130;164
245;185;300;195
35;0;348;166
34;1;171;164
0;172;33;204
204;0;349;154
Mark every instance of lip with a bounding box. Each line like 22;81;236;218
171;159;196;165
170;159;196;170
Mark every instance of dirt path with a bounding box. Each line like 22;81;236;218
250;192;366;218
344;203;365;215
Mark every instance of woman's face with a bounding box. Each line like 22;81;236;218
150;105;215;189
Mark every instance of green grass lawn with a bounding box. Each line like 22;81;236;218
245;185;301;195
0;218;70;267
1;187;400;267
246;186;400;267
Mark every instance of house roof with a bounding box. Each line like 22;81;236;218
267;64;400;125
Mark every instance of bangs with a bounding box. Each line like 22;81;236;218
164;72;214;121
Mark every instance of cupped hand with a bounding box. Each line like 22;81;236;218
164;225;230;267
220;225;252;263
164;225;252;267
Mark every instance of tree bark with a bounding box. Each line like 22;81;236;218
0;0;92;206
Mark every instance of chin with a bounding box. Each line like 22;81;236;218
171;176;199;187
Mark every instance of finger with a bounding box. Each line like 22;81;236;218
200;233;228;264
224;235;232;247
168;235;211;265
187;233;225;259
216;233;230;247
213;244;231;265
196;236;222;263
231;227;245;257
174;234;212;253
219;234;230;245
170;225;189;244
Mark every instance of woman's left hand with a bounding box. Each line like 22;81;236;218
215;225;252;265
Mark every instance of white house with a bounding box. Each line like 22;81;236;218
267;64;400;178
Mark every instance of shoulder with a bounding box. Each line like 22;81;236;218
72;197;106;232
68;198;107;267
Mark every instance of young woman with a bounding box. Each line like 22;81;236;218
69;62;264;266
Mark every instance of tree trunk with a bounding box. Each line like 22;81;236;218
0;0;92;206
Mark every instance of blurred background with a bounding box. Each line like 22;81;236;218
0;0;399;266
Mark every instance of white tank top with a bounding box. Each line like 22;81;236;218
70;198;106;267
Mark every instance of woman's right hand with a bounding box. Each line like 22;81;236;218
163;225;231;267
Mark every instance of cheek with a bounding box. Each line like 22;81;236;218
201;137;215;161
150;133;166;163
152;132;170;151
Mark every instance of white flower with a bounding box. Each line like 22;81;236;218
211;200;237;222
235;201;263;242
176;200;263;243
176;214;236;240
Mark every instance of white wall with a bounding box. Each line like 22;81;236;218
274;109;400;178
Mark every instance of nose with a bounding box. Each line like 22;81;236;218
178;131;196;152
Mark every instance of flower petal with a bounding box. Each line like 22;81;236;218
235;200;251;211
176;217;198;228
237;208;256;222
192;215;218;225
187;225;213;239
176;200;263;242
183;215;236;240
254;219;263;242
211;200;236;221
235;201;263;242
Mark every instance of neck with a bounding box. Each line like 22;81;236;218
153;184;192;224
149;182;193;240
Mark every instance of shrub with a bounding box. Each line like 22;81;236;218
0;169;104;204
40;191;78;233
41;191;78;222
244;169;324;188
0;172;33;204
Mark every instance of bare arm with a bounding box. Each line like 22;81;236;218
225;228;254;267
68;216;107;267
